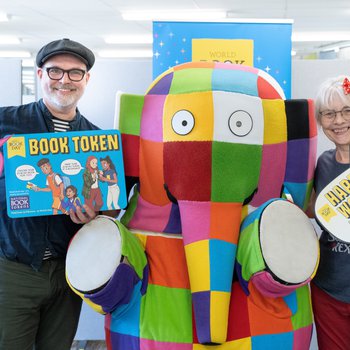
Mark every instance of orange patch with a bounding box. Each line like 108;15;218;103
257;76;282;99
173;61;215;71
146;235;190;289
247;282;293;335
139;139;169;205
210;202;243;244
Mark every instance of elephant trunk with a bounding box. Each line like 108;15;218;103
178;200;242;344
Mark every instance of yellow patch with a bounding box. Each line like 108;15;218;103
163;92;214;142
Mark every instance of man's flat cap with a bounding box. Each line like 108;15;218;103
36;38;95;71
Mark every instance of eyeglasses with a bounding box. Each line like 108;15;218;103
319;106;350;121
44;67;86;82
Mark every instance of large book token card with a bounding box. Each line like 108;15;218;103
3;130;127;218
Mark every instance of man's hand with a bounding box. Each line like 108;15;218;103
69;204;97;224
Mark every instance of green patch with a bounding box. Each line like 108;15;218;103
211;142;262;202
140;284;192;343
237;221;266;281
169;68;212;94
291;285;313;329
118;94;144;136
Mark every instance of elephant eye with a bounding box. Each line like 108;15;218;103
171;110;195;135
228;110;253;137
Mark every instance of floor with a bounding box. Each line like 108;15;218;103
71;340;107;350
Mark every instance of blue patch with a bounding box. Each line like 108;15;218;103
283;182;307;209
283;290;298;315
210;239;236;291
212;69;258;96
252;331;293;349
110;281;142;336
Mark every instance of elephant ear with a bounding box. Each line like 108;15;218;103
283;98;317;210
0;135;12;176
114;91;144;183
250;98;316;211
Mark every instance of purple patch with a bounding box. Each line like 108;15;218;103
86;264;140;313
192;291;211;344
110;332;140;350
285;139;309;183
163;202;182;233
147;72;173;95
235;263;249;296
140;265;149;295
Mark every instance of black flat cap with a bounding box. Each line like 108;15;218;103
36;38;95;71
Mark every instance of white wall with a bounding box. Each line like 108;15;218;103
0;58;22;106
78;59;153;129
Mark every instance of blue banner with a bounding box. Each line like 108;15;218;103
153;20;292;98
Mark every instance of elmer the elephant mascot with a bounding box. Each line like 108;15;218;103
66;62;319;350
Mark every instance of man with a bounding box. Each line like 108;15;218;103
0;38;98;350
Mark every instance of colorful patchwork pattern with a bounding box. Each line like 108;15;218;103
101;231;314;349
68;62;317;349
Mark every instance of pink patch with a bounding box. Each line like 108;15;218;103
141;338;192;350
251;271;310;298
250;143;287;207
140;95;166;142
128;195;172;232
308;136;317;181
293;325;313;350
178;200;211;245
0;135;12;176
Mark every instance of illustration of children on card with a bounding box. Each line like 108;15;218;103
99;155;120;210
61;185;83;213
33;158;65;215
82;156;103;211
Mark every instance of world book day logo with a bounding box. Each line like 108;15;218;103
7;137;26;158
315;168;350;242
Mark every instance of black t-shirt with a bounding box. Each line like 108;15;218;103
313;149;350;302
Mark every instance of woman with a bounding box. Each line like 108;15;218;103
82;155;103;211
99;156;120;210
311;76;350;350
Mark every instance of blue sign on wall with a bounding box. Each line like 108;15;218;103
153;20;292;98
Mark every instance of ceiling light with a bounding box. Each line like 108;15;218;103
0;36;21;45
98;49;153;58
320;45;342;53
121;10;227;21
105;35;153;44
0;13;9;22
292;31;350;42
0;51;31;58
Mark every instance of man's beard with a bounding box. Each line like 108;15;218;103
48;84;81;109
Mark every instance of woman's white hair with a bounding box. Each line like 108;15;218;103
315;75;350;122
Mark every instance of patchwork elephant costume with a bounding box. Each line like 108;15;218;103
66;62;319;350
